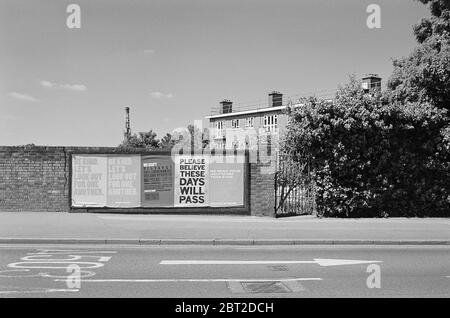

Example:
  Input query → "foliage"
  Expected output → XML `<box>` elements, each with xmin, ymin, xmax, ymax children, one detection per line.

<box><xmin>386</xmin><ymin>0</ymin><xmax>450</xmax><ymax>111</ymax></box>
<box><xmin>159</xmin><ymin>133</ymin><xmax>177</xmax><ymax>150</ymax></box>
<box><xmin>118</xmin><ymin>130</ymin><xmax>160</xmax><ymax>150</ymax></box>
<box><xmin>283</xmin><ymin>77</ymin><xmax>449</xmax><ymax>217</ymax></box>
<box><xmin>282</xmin><ymin>0</ymin><xmax>450</xmax><ymax>217</ymax></box>
<box><xmin>118</xmin><ymin>126</ymin><xmax>209</xmax><ymax>151</ymax></box>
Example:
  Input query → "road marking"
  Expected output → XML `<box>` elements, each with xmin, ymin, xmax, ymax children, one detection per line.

<box><xmin>8</xmin><ymin>261</ymin><xmax>107</xmax><ymax>269</ymax></box>
<box><xmin>161</xmin><ymin>260</ymin><xmax>315</xmax><ymax>265</ymax></box>
<box><xmin>27</xmin><ymin>249</ymin><xmax>117</xmax><ymax>254</ymax></box>
<box><xmin>284</xmin><ymin>280</ymin><xmax>306</xmax><ymax>292</ymax></box>
<box><xmin>54</xmin><ymin>277</ymin><xmax>322</xmax><ymax>283</ymax></box>
<box><xmin>0</xmin><ymin>249</ymin><xmax>114</xmax><ymax>280</ymax></box>
<box><xmin>0</xmin><ymin>288</ymin><xmax>79</xmax><ymax>294</ymax></box>
<box><xmin>160</xmin><ymin>258</ymin><xmax>382</xmax><ymax>266</ymax></box>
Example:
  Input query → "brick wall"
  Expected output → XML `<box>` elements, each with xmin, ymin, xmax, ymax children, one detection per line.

<box><xmin>249</xmin><ymin>152</ymin><xmax>276</xmax><ymax>217</ymax></box>
<box><xmin>0</xmin><ymin>146</ymin><xmax>276</xmax><ymax>216</ymax></box>
<box><xmin>0</xmin><ymin>146</ymin><xmax>68</xmax><ymax>212</ymax></box>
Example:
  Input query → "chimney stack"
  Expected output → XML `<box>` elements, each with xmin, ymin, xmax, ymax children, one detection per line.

<box><xmin>268</xmin><ymin>91</ymin><xmax>283</xmax><ymax>107</ymax></box>
<box><xmin>220</xmin><ymin>99</ymin><xmax>233</xmax><ymax>114</ymax></box>
<box><xmin>124</xmin><ymin>106</ymin><xmax>131</xmax><ymax>142</ymax></box>
<box><xmin>362</xmin><ymin>74</ymin><xmax>381</xmax><ymax>93</ymax></box>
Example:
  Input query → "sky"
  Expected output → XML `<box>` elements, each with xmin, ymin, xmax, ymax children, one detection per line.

<box><xmin>0</xmin><ymin>0</ymin><xmax>429</xmax><ymax>146</ymax></box>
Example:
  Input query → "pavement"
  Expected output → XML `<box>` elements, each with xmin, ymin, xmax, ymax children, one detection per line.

<box><xmin>1</xmin><ymin>244</ymin><xmax>449</xmax><ymax>297</ymax></box>
<box><xmin>0</xmin><ymin>212</ymin><xmax>449</xmax><ymax>245</ymax></box>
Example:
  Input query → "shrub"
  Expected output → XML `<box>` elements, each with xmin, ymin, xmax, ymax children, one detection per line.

<box><xmin>283</xmin><ymin>77</ymin><xmax>449</xmax><ymax>217</ymax></box>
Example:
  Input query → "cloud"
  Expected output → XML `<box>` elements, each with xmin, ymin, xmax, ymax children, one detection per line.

<box><xmin>7</xmin><ymin>92</ymin><xmax>40</xmax><ymax>102</ymax></box>
<box><xmin>40</xmin><ymin>80</ymin><xmax>54</xmax><ymax>88</ymax></box>
<box><xmin>150</xmin><ymin>91</ymin><xmax>174</xmax><ymax>99</ymax></box>
<box><xmin>40</xmin><ymin>80</ymin><xmax>87</xmax><ymax>91</ymax></box>
<box><xmin>59</xmin><ymin>83</ymin><xmax>87</xmax><ymax>91</ymax></box>
<box><xmin>143</xmin><ymin>49</ymin><xmax>155</xmax><ymax>54</ymax></box>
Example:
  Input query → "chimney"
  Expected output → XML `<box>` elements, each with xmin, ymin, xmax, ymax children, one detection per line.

<box><xmin>220</xmin><ymin>99</ymin><xmax>233</xmax><ymax>114</ymax></box>
<box><xmin>268</xmin><ymin>91</ymin><xmax>283</xmax><ymax>107</ymax></box>
<box><xmin>362</xmin><ymin>74</ymin><xmax>381</xmax><ymax>93</ymax></box>
<box><xmin>124</xmin><ymin>106</ymin><xmax>131</xmax><ymax>142</ymax></box>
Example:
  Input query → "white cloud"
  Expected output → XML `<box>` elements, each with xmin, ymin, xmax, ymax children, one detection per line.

<box><xmin>150</xmin><ymin>91</ymin><xmax>174</xmax><ymax>99</ymax></box>
<box><xmin>7</xmin><ymin>92</ymin><xmax>40</xmax><ymax>102</ymax></box>
<box><xmin>40</xmin><ymin>80</ymin><xmax>54</xmax><ymax>88</ymax></box>
<box><xmin>143</xmin><ymin>49</ymin><xmax>155</xmax><ymax>54</ymax></box>
<box><xmin>60</xmin><ymin>83</ymin><xmax>87</xmax><ymax>91</ymax></box>
<box><xmin>40</xmin><ymin>80</ymin><xmax>87</xmax><ymax>91</ymax></box>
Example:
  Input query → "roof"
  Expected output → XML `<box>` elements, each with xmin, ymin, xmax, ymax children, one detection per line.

<box><xmin>205</xmin><ymin>105</ymin><xmax>288</xmax><ymax>120</ymax></box>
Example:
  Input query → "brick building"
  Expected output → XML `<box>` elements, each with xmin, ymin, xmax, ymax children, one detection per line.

<box><xmin>206</xmin><ymin>91</ymin><xmax>292</xmax><ymax>151</ymax></box>
<box><xmin>206</xmin><ymin>75</ymin><xmax>382</xmax><ymax>151</ymax></box>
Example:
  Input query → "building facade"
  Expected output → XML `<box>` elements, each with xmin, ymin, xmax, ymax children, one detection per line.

<box><xmin>206</xmin><ymin>75</ymin><xmax>382</xmax><ymax>151</ymax></box>
<box><xmin>206</xmin><ymin>92</ymin><xmax>290</xmax><ymax>151</ymax></box>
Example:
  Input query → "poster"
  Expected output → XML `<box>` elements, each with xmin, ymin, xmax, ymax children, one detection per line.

<box><xmin>141</xmin><ymin>156</ymin><xmax>174</xmax><ymax>207</ymax></box>
<box><xmin>209</xmin><ymin>161</ymin><xmax>244</xmax><ymax>207</ymax></box>
<box><xmin>106</xmin><ymin>155</ymin><xmax>141</xmax><ymax>207</ymax></box>
<box><xmin>71</xmin><ymin>153</ymin><xmax>246</xmax><ymax>209</ymax></box>
<box><xmin>71</xmin><ymin>155</ymin><xmax>107</xmax><ymax>207</ymax></box>
<box><xmin>174</xmin><ymin>155</ymin><xmax>209</xmax><ymax>207</ymax></box>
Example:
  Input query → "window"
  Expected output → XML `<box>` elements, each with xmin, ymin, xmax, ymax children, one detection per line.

<box><xmin>246</xmin><ymin>117</ymin><xmax>254</xmax><ymax>128</ymax></box>
<box><xmin>215</xmin><ymin>121</ymin><xmax>224</xmax><ymax>130</ymax></box>
<box><xmin>231</xmin><ymin>119</ymin><xmax>240</xmax><ymax>129</ymax></box>
<box><xmin>263</xmin><ymin>115</ymin><xmax>278</xmax><ymax>132</ymax></box>
<box><xmin>215</xmin><ymin>121</ymin><xmax>225</xmax><ymax>138</ymax></box>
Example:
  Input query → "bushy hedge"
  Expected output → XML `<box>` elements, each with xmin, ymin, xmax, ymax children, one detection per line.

<box><xmin>283</xmin><ymin>78</ymin><xmax>449</xmax><ymax>217</ymax></box>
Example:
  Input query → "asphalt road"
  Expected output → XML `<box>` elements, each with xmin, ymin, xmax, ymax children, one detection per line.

<box><xmin>0</xmin><ymin>244</ymin><xmax>449</xmax><ymax>298</ymax></box>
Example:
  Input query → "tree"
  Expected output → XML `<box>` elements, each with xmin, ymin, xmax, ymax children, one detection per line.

<box><xmin>159</xmin><ymin>133</ymin><xmax>177</xmax><ymax>150</ymax></box>
<box><xmin>281</xmin><ymin>0</ymin><xmax>450</xmax><ymax>217</ymax></box>
<box><xmin>386</xmin><ymin>0</ymin><xmax>450</xmax><ymax>111</ymax></box>
<box><xmin>283</xmin><ymin>77</ymin><xmax>449</xmax><ymax>217</ymax></box>
<box><xmin>186</xmin><ymin>124</ymin><xmax>210</xmax><ymax>150</ymax></box>
<box><xmin>119</xmin><ymin>130</ymin><xmax>160</xmax><ymax>150</ymax></box>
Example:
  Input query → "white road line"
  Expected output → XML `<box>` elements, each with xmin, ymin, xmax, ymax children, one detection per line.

<box><xmin>0</xmin><ymin>289</ymin><xmax>79</xmax><ymax>294</ymax></box>
<box><xmin>54</xmin><ymin>278</ymin><xmax>322</xmax><ymax>283</ymax></box>
<box><xmin>160</xmin><ymin>260</ymin><xmax>317</xmax><ymax>265</ymax></box>
<box><xmin>160</xmin><ymin>259</ymin><xmax>382</xmax><ymax>266</ymax></box>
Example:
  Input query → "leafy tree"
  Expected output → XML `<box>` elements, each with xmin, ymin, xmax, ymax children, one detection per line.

<box><xmin>283</xmin><ymin>77</ymin><xmax>449</xmax><ymax>217</ymax></box>
<box><xmin>159</xmin><ymin>133</ymin><xmax>177</xmax><ymax>150</ymax></box>
<box><xmin>386</xmin><ymin>0</ymin><xmax>450</xmax><ymax>111</ymax></box>
<box><xmin>282</xmin><ymin>0</ymin><xmax>450</xmax><ymax>217</ymax></box>
<box><xmin>186</xmin><ymin>124</ymin><xmax>210</xmax><ymax>150</ymax></box>
<box><xmin>119</xmin><ymin>130</ymin><xmax>160</xmax><ymax>150</ymax></box>
<box><xmin>118</xmin><ymin>126</ymin><xmax>209</xmax><ymax>152</ymax></box>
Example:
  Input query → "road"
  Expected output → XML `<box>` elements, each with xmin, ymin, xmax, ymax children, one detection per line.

<box><xmin>0</xmin><ymin>244</ymin><xmax>449</xmax><ymax>297</ymax></box>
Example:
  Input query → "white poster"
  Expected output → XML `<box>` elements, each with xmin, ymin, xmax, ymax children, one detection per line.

<box><xmin>71</xmin><ymin>155</ymin><xmax>107</xmax><ymax>207</ymax></box>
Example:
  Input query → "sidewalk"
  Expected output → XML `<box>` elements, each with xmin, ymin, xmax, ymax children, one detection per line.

<box><xmin>0</xmin><ymin>212</ymin><xmax>449</xmax><ymax>245</ymax></box>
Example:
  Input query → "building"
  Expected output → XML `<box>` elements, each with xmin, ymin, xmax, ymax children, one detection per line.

<box><xmin>362</xmin><ymin>74</ymin><xmax>382</xmax><ymax>93</ymax></box>
<box><xmin>206</xmin><ymin>91</ymin><xmax>291</xmax><ymax>151</ymax></box>
<box><xmin>206</xmin><ymin>75</ymin><xmax>382</xmax><ymax>151</ymax></box>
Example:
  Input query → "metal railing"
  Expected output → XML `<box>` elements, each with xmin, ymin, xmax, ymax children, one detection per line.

<box><xmin>274</xmin><ymin>152</ymin><xmax>316</xmax><ymax>217</ymax></box>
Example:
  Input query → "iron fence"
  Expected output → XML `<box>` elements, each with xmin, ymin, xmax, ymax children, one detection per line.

<box><xmin>274</xmin><ymin>152</ymin><xmax>316</xmax><ymax>217</ymax></box>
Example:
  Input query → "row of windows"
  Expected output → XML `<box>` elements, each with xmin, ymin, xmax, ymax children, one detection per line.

<box><xmin>214</xmin><ymin>115</ymin><xmax>277</xmax><ymax>131</ymax></box>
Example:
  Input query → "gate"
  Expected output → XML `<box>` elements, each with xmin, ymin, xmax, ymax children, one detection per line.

<box><xmin>274</xmin><ymin>152</ymin><xmax>316</xmax><ymax>217</ymax></box>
